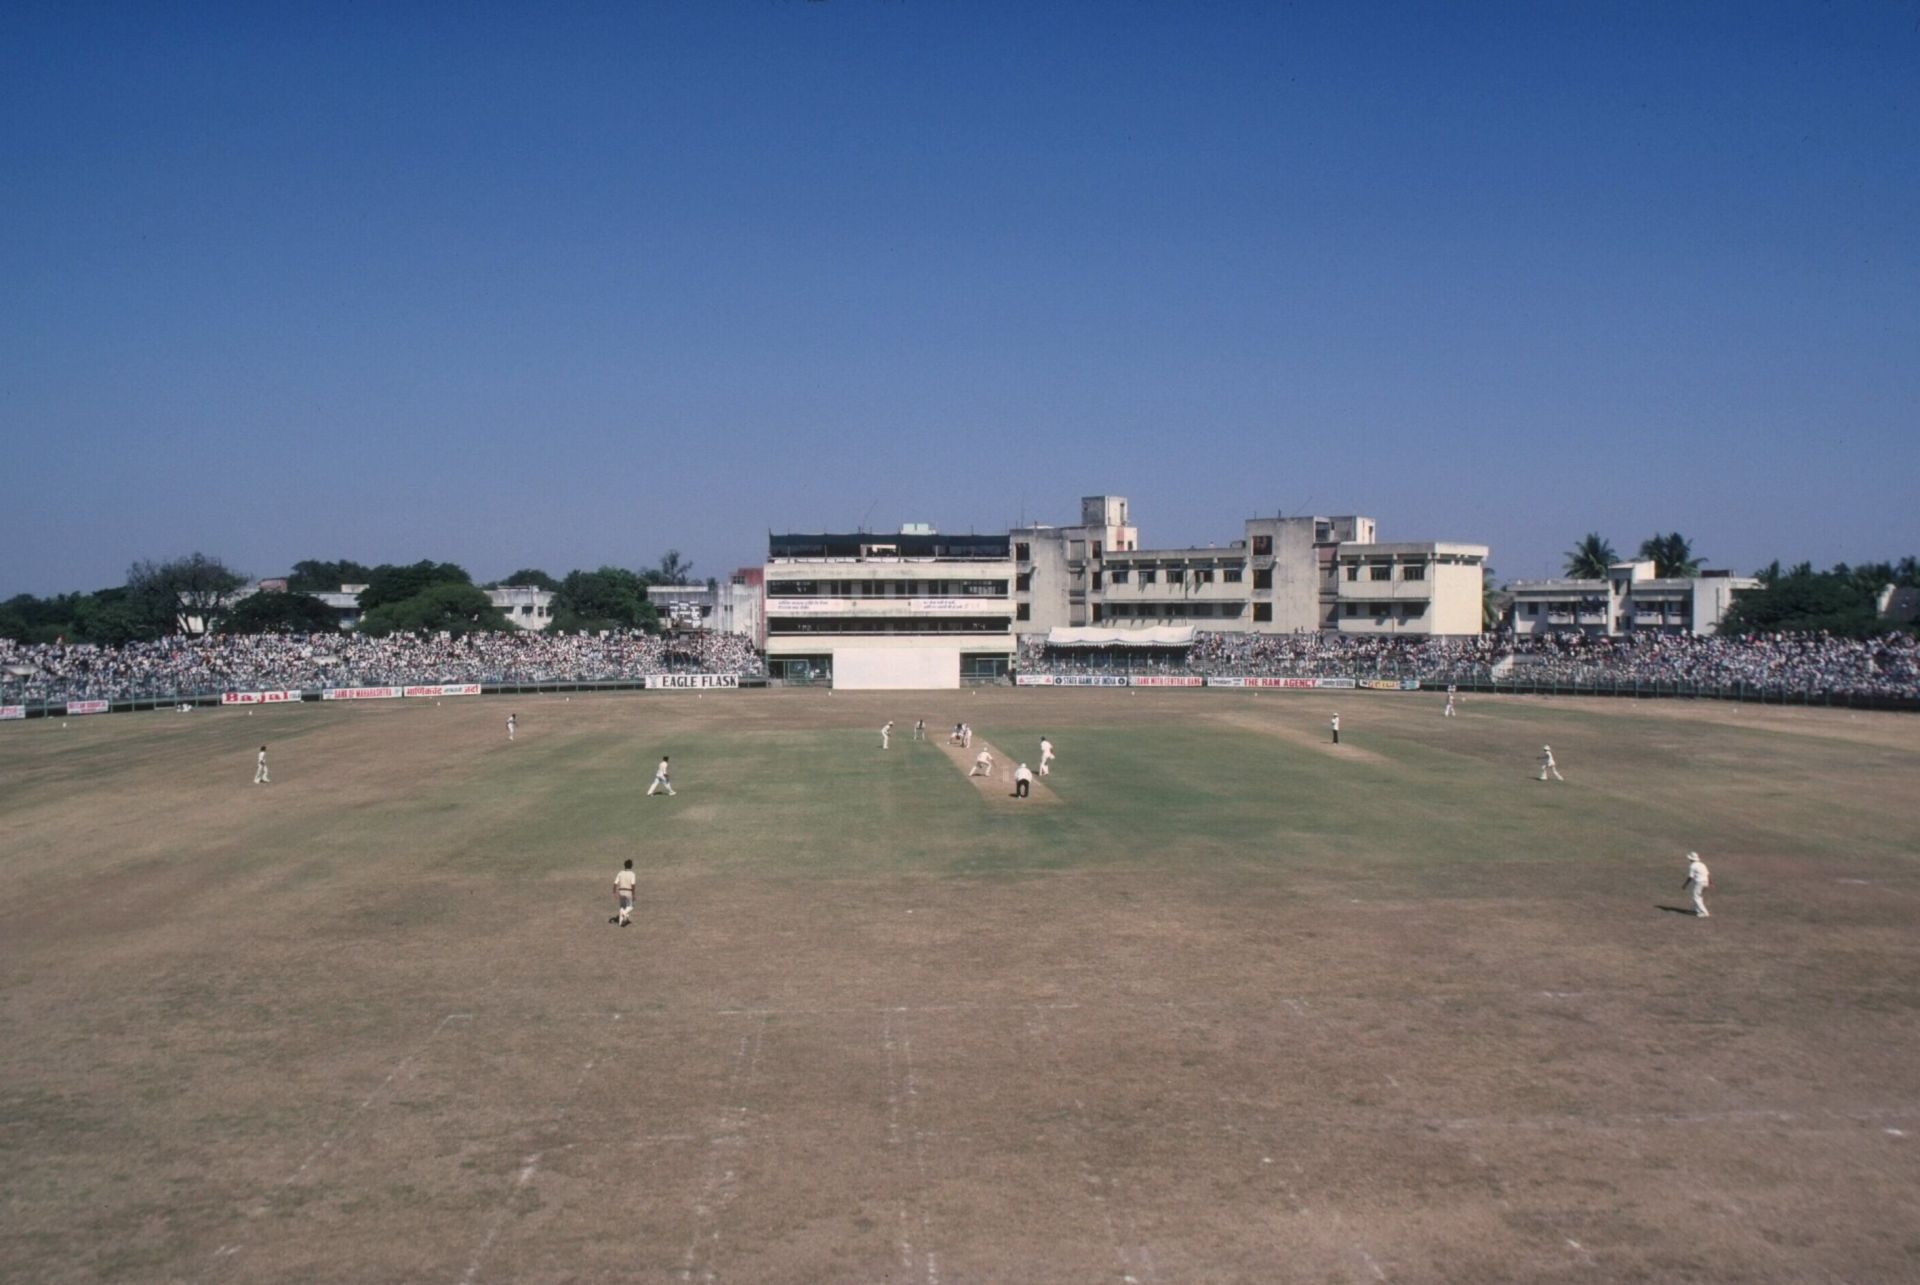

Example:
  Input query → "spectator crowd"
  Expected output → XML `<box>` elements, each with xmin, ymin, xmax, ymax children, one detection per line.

<box><xmin>1017</xmin><ymin>630</ymin><xmax>1920</xmax><ymax>701</ymax></box>
<box><xmin>1</xmin><ymin>630</ymin><xmax>766</xmax><ymax>704</ymax></box>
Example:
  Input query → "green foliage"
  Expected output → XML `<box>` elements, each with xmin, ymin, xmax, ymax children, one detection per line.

<box><xmin>358</xmin><ymin>582</ymin><xmax>509</xmax><ymax>636</ymax></box>
<box><xmin>647</xmin><ymin>549</ymin><xmax>694</xmax><ymax>586</ymax></box>
<box><xmin>499</xmin><ymin>568</ymin><xmax>560</xmax><ymax>591</ymax></box>
<box><xmin>287</xmin><ymin>559</ymin><xmax>374</xmax><ymax>593</ymax></box>
<box><xmin>125</xmin><ymin>553</ymin><xmax>247</xmax><ymax>637</ymax></box>
<box><xmin>1720</xmin><ymin>565</ymin><xmax>1879</xmax><ymax>637</ymax></box>
<box><xmin>1563</xmin><ymin>533</ymin><xmax>1616</xmax><ymax>579</ymax></box>
<box><xmin>1637</xmin><ymin>532</ymin><xmax>1701</xmax><ymax>579</ymax></box>
<box><xmin>222</xmin><ymin>591</ymin><xmax>341</xmax><ymax>635</ymax></box>
<box><xmin>551</xmin><ymin>566</ymin><xmax>658</xmax><ymax>632</ymax></box>
<box><xmin>0</xmin><ymin>592</ymin><xmax>92</xmax><ymax>643</ymax></box>
<box><xmin>358</xmin><ymin>561</ymin><xmax>472</xmax><ymax>612</ymax></box>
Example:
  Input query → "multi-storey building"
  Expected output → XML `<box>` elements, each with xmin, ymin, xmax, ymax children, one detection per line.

<box><xmin>762</xmin><ymin>527</ymin><xmax>1015</xmax><ymax>688</ymax></box>
<box><xmin>1508</xmin><ymin>561</ymin><xmax>1757</xmax><ymax>637</ymax></box>
<box><xmin>1015</xmin><ymin>498</ymin><xmax>1485</xmax><ymax>636</ymax></box>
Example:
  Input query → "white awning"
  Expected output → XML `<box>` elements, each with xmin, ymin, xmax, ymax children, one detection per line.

<box><xmin>1043</xmin><ymin>626</ymin><xmax>1195</xmax><ymax>648</ymax></box>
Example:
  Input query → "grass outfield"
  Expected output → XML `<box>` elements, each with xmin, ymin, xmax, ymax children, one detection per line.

<box><xmin>2</xmin><ymin>688</ymin><xmax>1918</xmax><ymax>1282</ymax></box>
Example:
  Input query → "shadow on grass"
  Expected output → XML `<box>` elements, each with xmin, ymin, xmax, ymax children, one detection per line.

<box><xmin>1656</xmin><ymin>904</ymin><xmax>1704</xmax><ymax>915</ymax></box>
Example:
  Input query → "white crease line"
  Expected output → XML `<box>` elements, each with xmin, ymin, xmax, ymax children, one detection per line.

<box><xmin>680</xmin><ymin>1023</ymin><xmax>763</xmax><ymax>1283</ymax></box>
<box><xmin>459</xmin><ymin>1054</ymin><xmax>598</xmax><ymax>1284</ymax></box>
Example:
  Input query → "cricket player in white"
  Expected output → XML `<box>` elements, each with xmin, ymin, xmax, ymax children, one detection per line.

<box><xmin>506</xmin><ymin>713</ymin><xmax>516</xmax><ymax>741</ymax></box>
<box><xmin>881</xmin><ymin>720</ymin><xmax>892</xmax><ymax>750</ymax></box>
<box><xmin>647</xmin><ymin>756</ymin><xmax>676</xmax><ymax>796</ymax></box>
<box><xmin>1013</xmin><ymin>762</ymin><xmax>1034</xmax><ymax>797</ymax></box>
<box><xmin>913</xmin><ymin>719</ymin><xmax>926</xmax><ymax>741</ymax></box>
<box><xmin>969</xmin><ymin>748</ymin><xmax>994</xmax><ymax>778</ymax></box>
<box><xmin>1444</xmin><ymin>686</ymin><xmax>1456</xmax><ymax>717</ymax></box>
<box><xmin>1683</xmin><ymin>852</ymin><xmax>1711</xmax><ymax>917</ymax></box>
<box><xmin>1329</xmin><ymin>713</ymin><xmax>1340</xmax><ymax>744</ymax></box>
<box><xmin>1538</xmin><ymin>745</ymin><xmax>1563</xmax><ymax>781</ymax></box>
<box><xmin>254</xmin><ymin>745</ymin><xmax>270</xmax><ymax>784</ymax></box>
<box><xmin>611</xmin><ymin>858</ymin><xmax>637</xmax><ymax>926</ymax></box>
<box><xmin>1039</xmin><ymin>736</ymin><xmax>1055</xmax><ymax>776</ymax></box>
<box><xmin>962</xmin><ymin>723</ymin><xmax>973</xmax><ymax>748</ymax></box>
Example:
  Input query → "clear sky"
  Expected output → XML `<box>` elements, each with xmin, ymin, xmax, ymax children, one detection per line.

<box><xmin>4</xmin><ymin>1</ymin><xmax>1916</xmax><ymax>596</ymax></box>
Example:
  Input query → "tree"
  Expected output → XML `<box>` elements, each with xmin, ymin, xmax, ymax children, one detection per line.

<box><xmin>498</xmin><ymin>568</ymin><xmax>560</xmax><ymax>591</ymax></box>
<box><xmin>223</xmin><ymin>590</ymin><xmax>341</xmax><ymax>635</ymax></box>
<box><xmin>358</xmin><ymin>582</ymin><xmax>510</xmax><ymax>636</ymax></box>
<box><xmin>1481</xmin><ymin>566</ymin><xmax>1508</xmax><ymax>633</ymax></box>
<box><xmin>358</xmin><ymin>561</ymin><xmax>471</xmax><ymax>612</ymax></box>
<box><xmin>648</xmin><ymin>549</ymin><xmax>694</xmax><ymax>586</ymax></box>
<box><xmin>1637</xmin><ymin>532</ymin><xmax>1701</xmax><ymax>579</ymax></box>
<box><xmin>1718</xmin><ymin>564</ymin><xmax>1879</xmax><ymax>637</ymax></box>
<box><xmin>288</xmin><ymin>559</ymin><xmax>375</xmax><ymax>593</ymax></box>
<box><xmin>125</xmin><ymin>553</ymin><xmax>246</xmax><ymax>636</ymax></box>
<box><xmin>551</xmin><ymin>567</ymin><xmax>658</xmax><ymax>632</ymax></box>
<box><xmin>1563</xmin><ymin>534</ymin><xmax>1617</xmax><ymax>579</ymax></box>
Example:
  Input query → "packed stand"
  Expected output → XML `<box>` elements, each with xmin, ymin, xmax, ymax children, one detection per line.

<box><xmin>1015</xmin><ymin>631</ymin><xmax>1920</xmax><ymax>701</ymax></box>
<box><xmin>0</xmin><ymin>630</ymin><xmax>766</xmax><ymax>704</ymax></box>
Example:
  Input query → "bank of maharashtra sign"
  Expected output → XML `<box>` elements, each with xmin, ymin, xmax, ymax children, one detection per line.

<box><xmin>323</xmin><ymin>686</ymin><xmax>404</xmax><ymax>701</ymax></box>
<box><xmin>647</xmin><ymin>674</ymin><xmax>739</xmax><ymax>690</ymax></box>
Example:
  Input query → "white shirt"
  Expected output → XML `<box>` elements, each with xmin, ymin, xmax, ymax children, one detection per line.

<box><xmin>1687</xmin><ymin>858</ymin><xmax>1710</xmax><ymax>888</ymax></box>
<box><xmin>655</xmin><ymin>760</ymin><xmax>670</xmax><ymax>778</ymax></box>
<box><xmin>1040</xmin><ymin>739</ymin><xmax>1054</xmax><ymax>758</ymax></box>
<box><xmin>1014</xmin><ymin>764</ymin><xmax>1034</xmax><ymax>782</ymax></box>
<box><xmin>975</xmin><ymin>752</ymin><xmax>992</xmax><ymax>767</ymax></box>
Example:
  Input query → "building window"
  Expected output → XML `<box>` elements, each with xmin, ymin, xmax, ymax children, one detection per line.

<box><xmin>1526</xmin><ymin>603</ymin><xmax>1540</xmax><ymax>616</ymax></box>
<box><xmin>1068</xmin><ymin>541</ymin><xmax>1085</xmax><ymax>560</ymax></box>
<box><xmin>1402</xmin><ymin>564</ymin><xmax>1426</xmax><ymax>581</ymax></box>
<box><xmin>1252</xmin><ymin>535</ymin><xmax>1272</xmax><ymax>556</ymax></box>
<box><xmin>1139</xmin><ymin>569</ymin><xmax>1157</xmax><ymax>585</ymax></box>
<box><xmin>1091</xmin><ymin>542</ymin><xmax>1102</xmax><ymax>559</ymax></box>
<box><xmin>1015</xmin><ymin>542</ymin><xmax>1030</xmax><ymax>562</ymax></box>
<box><xmin>1369</xmin><ymin>565</ymin><xmax>1392</xmax><ymax>581</ymax></box>
<box><xmin>1345</xmin><ymin>565</ymin><xmax>1359</xmax><ymax>581</ymax></box>
<box><xmin>1016</xmin><ymin>571</ymin><xmax>1031</xmax><ymax>591</ymax></box>
<box><xmin>1250</xmin><ymin>568</ymin><xmax>1269</xmax><ymax>589</ymax></box>
<box><xmin>1253</xmin><ymin>602</ymin><xmax>1272</xmax><ymax>622</ymax></box>
<box><xmin>1092</xmin><ymin>572</ymin><xmax>1103</xmax><ymax>590</ymax></box>
<box><xmin>1224</xmin><ymin>567</ymin><xmax>1243</xmax><ymax>583</ymax></box>
<box><xmin>1016</xmin><ymin>603</ymin><xmax>1030</xmax><ymax>620</ymax></box>
<box><xmin>1110</xmin><ymin>569</ymin><xmax>1128</xmax><ymax>584</ymax></box>
<box><xmin>1091</xmin><ymin>604</ymin><xmax>1102</xmax><ymax>622</ymax></box>
<box><xmin>1402</xmin><ymin>602</ymin><xmax>1426</xmax><ymax>615</ymax></box>
<box><xmin>1194</xmin><ymin>569</ymin><xmax>1214</xmax><ymax>585</ymax></box>
<box><xmin>1345</xmin><ymin>602</ymin><xmax>1360</xmax><ymax>616</ymax></box>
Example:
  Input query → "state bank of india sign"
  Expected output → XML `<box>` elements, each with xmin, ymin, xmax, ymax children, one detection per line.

<box><xmin>646</xmin><ymin>674</ymin><xmax>740</xmax><ymax>690</ymax></box>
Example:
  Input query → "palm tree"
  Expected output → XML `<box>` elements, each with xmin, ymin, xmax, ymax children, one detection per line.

<box><xmin>1637</xmin><ymin>532</ymin><xmax>1701</xmax><ymax>579</ymax></box>
<box><xmin>1563</xmin><ymin>533</ymin><xmax>1617</xmax><ymax>579</ymax></box>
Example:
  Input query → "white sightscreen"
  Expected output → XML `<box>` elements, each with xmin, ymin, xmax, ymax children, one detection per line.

<box><xmin>834</xmin><ymin>648</ymin><xmax>960</xmax><ymax>690</ymax></box>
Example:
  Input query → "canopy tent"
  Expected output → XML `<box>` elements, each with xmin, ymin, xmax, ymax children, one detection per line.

<box><xmin>1042</xmin><ymin>626</ymin><xmax>1195</xmax><ymax>649</ymax></box>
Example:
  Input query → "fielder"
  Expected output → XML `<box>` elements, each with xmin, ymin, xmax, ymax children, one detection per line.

<box><xmin>913</xmin><ymin>718</ymin><xmax>926</xmax><ymax>741</ymax></box>
<box><xmin>647</xmin><ymin>755</ymin><xmax>677</xmax><ymax>796</ymax></box>
<box><xmin>611</xmin><ymin>858</ymin><xmax>637</xmax><ymax>926</ymax></box>
<box><xmin>1682</xmin><ymin>852</ymin><xmax>1711</xmax><ymax>917</ymax></box>
<box><xmin>969</xmin><ymin>748</ymin><xmax>994</xmax><ymax>778</ymax></box>
<box><xmin>1538</xmin><ymin>745</ymin><xmax>1563</xmax><ymax>782</ymax></box>
<box><xmin>254</xmin><ymin>745</ymin><xmax>270</xmax><ymax>784</ymax></box>
<box><xmin>881</xmin><ymin>720</ymin><xmax>893</xmax><ymax>750</ymax></box>
<box><xmin>1039</xmin><ymin>736</ymin><xmax>1055</xmax><ymax>776</ymax></box>
<box><xmin>1444</xmin><ymin>686</ymin><xmax>1457</xmax><ymax>717</ymax></box>
<box><xmin>506</xmin><ymin>713</ymin><xmax>516</xmax><ymax>741</ymax></box>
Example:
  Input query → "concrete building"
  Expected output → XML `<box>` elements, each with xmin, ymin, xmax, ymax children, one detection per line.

<box><xmin>1015</xmin><ymin>497</ymin><xmax>1485</xmax><ymax>637</ymax></box>
<box><xmin>1509</xmin><ymin>561</ymin><xmax>1758</xmax><ymax>636</ymax></box>
<box><xmin>1333</xmin><ymin>542</ymin><xmax>1490</xmax><ymax>635</ymax></box>
<box><xmin>763</xmin><ymin>527</ymin><xmax>1015</xmax><ymax>689</ymax></box>
<box><xmin>719</xmin><ymin>567</ymin><xmax>765</xmax><ymax>647</ymax></box>
<box><xmin>486</xmin><ymin>585</ymin><xmax>556</xmax><ymax>631</ymax></box>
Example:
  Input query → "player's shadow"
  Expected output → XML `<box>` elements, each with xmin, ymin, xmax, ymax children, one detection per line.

<box><xmin>1655</xmin><ymin>904</ymin><xmax>1699</xmax><ymax>915</ymax></box>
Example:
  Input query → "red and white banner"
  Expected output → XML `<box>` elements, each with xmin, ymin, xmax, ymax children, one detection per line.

<box><xmin>0</xmin><ymin>705</ymin><xmax>25</xmax><ymax>720</ymax></box>
<box><xmin>1207</xmin><ymin>676</ymin><xmax>1324</xmax><ymax>689</ymax></box>
<box><xmin>66</xmin><ymin>699</ymin><xmax>109</xmax><ymax>715</ymax></box>
<box><xmin>322</xmin><ymin>686</ymin><xmax>404</xmax><ymax>701</ymax></box>
<box><xmin>1129</xmin><ymin>676</ymin><xmax>1205</xmax><ymax>687</ymax></box>
<box><xmin>404</xmin><ymin>684</ymin><xmax>482</xmax><ymax>698</ymax></box>
<box><xmin>222</xmin><ymin>690</ymin><xmax>303</xmax><ymax>705</ymax></box>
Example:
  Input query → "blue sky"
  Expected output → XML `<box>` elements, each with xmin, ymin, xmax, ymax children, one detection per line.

<box><xmin>4</xmin><ymin>1</ymin><xmax>1915</xmax><ymax>595</ymax></box>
